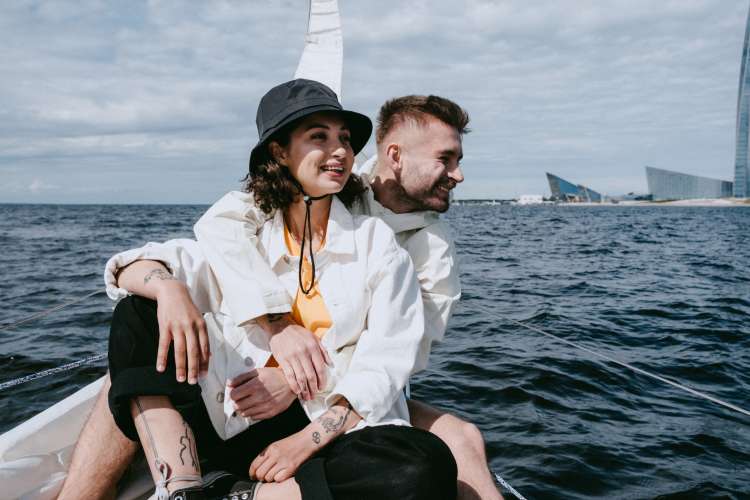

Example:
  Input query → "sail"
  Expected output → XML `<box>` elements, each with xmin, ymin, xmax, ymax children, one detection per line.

<box><xmin>294</xmin><ymin>0</ymin><xmax>343</xmax><ymax>100</ymax></box>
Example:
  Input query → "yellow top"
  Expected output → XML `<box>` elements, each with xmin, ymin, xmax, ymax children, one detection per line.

<box><xmin>266</xmin><ymin>224</ymin><xmax>332</xmax><ymax>367</ymax></box>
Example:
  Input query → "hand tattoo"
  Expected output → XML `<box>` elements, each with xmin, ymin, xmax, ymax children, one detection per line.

<box><xmin>312</xmin><ymin>431</ymin><xmax>321</xmax><ymax>444</ymax></box>
<box><xmin>144</xmin><ymin>268</ymin><xmax>176</xmax><ymax>285</ymax></box>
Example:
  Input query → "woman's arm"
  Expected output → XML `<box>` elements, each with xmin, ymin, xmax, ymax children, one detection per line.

<box><xmin>195</xmin><ymin>191</ymin><xmax>332</xmax><ymax>398</ymax></box>
<box><xmin>248</xmin><ymin>397</ymin><xmax>361</xmax><ymax>482</ymax></box>
<box><xmin>194</xmin><ymin>191</ymin><xmax>291</xmax><ymax>324</ymax></box>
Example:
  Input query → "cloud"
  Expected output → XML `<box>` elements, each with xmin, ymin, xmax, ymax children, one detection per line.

<box><xmin>28</xmin><ymin>178</ymin><xmax>58</xmax><ymax>194</ymax></box>
<box><xmin>0</xmin><ymin>0</ymin><xmax>747</xmax><ymax>202</ymax></box>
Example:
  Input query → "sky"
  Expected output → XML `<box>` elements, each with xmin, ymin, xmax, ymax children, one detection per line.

<box><xmin>1</xmin><ymin>0</ymin><xmax>748</xmax><ymax>203</ymax></box>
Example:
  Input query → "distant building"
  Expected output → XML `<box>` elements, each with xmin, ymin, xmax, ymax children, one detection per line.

<box><xmin>735</xmin><ymin>5</ymin><xmax>750</xmax><ymax>197</ymax></box>
<box><xmin>546</xmin><ymin>173</ymin><xmax>603</xmax><ymax>202</ymax></box>
<box><xmin>645</xmin><ymin>166</ymin><xmax>733</xmax><ymax>200</ymax></box>
<box><xmin>517</xmin><ymin>194</ymin><xmax>544</xmax><ymax>205</ymax></box>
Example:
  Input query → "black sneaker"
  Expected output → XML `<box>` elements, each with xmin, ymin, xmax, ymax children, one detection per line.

<box><xmin>169</xmin><ymin>485</ymin><xmax>208</xmax><ymax>500</ymax></box>
<box><xmin>202</xmin><ymin>470</ymin><xmax>259</xmax><ymax>500</ymax></box>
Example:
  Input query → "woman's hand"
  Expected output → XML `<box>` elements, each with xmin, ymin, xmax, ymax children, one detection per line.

<box><xmin>258</xmin><ymin>313</ymin><xmax>331</xmax><ymax>400</ymax></box>
<box><xmin>249</xmin><ymin>431</ymin><xmax>316</xmax><ymax>482</ymax></box>
<box><xmin>227</xmin><ymin>368</ymin><xmax>296</xmax><ymax>420</ymax></box>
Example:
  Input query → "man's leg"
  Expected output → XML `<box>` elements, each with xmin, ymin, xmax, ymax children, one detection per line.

<box><xmin>57</xmin><ymin>375</ymin><xmax>139</xmax><ymax>500</ymax></box>
<box><xmin>408</xmin><ymin>399</ymin><xmax>504</xmax><ymax>500</ymax></box>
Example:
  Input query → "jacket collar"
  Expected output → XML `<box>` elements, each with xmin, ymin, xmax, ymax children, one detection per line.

<box><xmin>266</xmin><ymin>196</ymin><xmax>356</xmax><ymax>268</ymax></box>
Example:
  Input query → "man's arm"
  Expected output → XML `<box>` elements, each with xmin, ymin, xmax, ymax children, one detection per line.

<box><xmin>104</xmin><ymin>239</ymin><xmax>221</xmax><ymax>384</ymax></box>
<box><xmin>326</xmin><ymin>222</ymin><xmax>424</xmax><ymax>424</ymax></box>
<box><xmin>403</xmin><ymin>221</ymin><xmax>461</xmax><ymax>374</ymax></box>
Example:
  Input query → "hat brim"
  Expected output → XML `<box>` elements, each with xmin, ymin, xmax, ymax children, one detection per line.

<box><xmin>249</xmin><ymin>105</ymin><xmax>373</xmax><ymax>170</ymax></box>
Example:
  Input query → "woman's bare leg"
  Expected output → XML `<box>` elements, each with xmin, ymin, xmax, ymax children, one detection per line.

<box><xmin>131</xmin><ymin>395</ymin><xmax>202</xmax><ymax>495</ymax></box>
<box><xmin>255</xmin><ymin>480</ymin><xmax>301</xmax><ymax>500</ymax></box>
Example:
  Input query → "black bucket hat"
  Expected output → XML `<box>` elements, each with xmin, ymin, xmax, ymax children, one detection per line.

<box><xmin>249</xmin><ymin>79</ymin><xmax>373</xmax><ymax>170</ymax></box>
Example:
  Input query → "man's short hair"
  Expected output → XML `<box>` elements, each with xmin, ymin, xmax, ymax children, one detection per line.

<box><xmin>375</xmin><ymin>95</ymin><xmax>470</xmax><ymax>145</ymax></box>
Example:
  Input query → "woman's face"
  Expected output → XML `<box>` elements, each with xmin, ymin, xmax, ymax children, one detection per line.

<box><xmin>274</xmin><ymin>112</ymin><xmax>354</xmax><ymax>198</ymax></box>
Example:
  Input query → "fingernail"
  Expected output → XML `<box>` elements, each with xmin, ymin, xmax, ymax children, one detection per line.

<box><xmin>177</xmin><ymin>375</ymin><xmax>186</xmax><ymax>382</ymax></box>
<box><xmin>189</xmin><ymin>378</ymin><xmax>197</xmax><ymax>385</ymax></box>
<box><xmin>157</xmin><ymin>364</ymin><xmax>165</xmax><ymax>372</ymax></box>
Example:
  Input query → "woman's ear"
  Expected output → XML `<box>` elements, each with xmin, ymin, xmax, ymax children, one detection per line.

<box><xmin>269</xmin><ymin>142</ymin><xmax>287</xmax><ymax>165</ymax></box>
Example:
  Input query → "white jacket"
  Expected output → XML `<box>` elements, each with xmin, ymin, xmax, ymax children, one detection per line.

<box><xmin>105</xmin><ymin>197</ymin><xmax>424</xmax><ymax>439</ymax></box>
<box><xmin>194</xmin><ymin>156</ymin><xmax>461</xmax><ymax>373</ymax></box>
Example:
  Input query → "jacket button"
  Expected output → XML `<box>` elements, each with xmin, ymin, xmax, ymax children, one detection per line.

<box><xmin>216</xmin><ymin>392</ymin><xmax>224</xmax><ymax>403</ymax></box>
<box><xmin>244</xmin><ymin>357</ymin><xmax>254</xmax><ymax>367</ymax></box>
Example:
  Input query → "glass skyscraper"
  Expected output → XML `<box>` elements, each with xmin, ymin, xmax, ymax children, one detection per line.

<box><xmin>546</xmin><ymin>173</ymin><xmax>603</xmax><ymax>202</ymax></box>
<box><xmin>735</xmin><ymin>5</ymin><xmax>750</xmax><ymax>197</ymax></box>
<box><xmin>646</xmin><ymin>167</ymin><xmax>733</xmax><ymax>200</ymax></box>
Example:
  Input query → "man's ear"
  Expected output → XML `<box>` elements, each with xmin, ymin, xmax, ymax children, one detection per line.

<box><xmin>384</xmin><ymin>143</ymin><xmax>401</xmax><ymax>173</ymax></box>
<box><xmin>269</xmin><ymin>142</ymin><xmax>287</xmax><ymax>165</ymax></box>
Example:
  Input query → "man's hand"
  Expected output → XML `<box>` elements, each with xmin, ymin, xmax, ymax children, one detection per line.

<box><xmin>249</xmin><ymin>431</ymin><xmax>316</xmax><ymax>483</ymax></box>
<box><xmin>153</xmin><ymin>279</ymin><xmax>210</xmax><ymax>385</ymax></box>
<box><xmin>258</xmin><ymin>313</ymin><xmax>331</xmax><ymax>401</ymax></box>
<box><xmin>115</xmin><ymin>261</ymin><xmax>210</xmax><ymax>385</ymax></box>
<box><xmin>227</xmin><ymin>368</ymin><xmax>296</xmax><ymax>420</ymax></box>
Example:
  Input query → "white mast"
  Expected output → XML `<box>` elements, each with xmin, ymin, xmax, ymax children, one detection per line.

<box><xmin>294</xmin><ymin>0</ymin><xmax>344</xmax><ymax>101</ymax></box>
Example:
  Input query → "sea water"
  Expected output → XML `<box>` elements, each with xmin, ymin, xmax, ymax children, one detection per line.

<box><xmin>1</xmin><ymin>204</ymin><xmax>748</xmax><ymax>499</ymax></box>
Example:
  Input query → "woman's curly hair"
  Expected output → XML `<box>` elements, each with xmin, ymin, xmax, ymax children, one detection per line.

<box><xmin>243</xmin><ymin>118</ymin><xmax>366</xmax><ymax>214</ymax></box>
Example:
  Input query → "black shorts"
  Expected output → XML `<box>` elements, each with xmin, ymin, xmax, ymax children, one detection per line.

<box><xmin>108</xmin><ymin>295</ymin><xmax>457</xmax><ymax>500</ymax></box>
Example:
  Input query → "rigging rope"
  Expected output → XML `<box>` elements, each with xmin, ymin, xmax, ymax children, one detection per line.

<box><xmin>494</xmin><ymin>473</ymin><xmax>528</xmax><ymax>500</ymax></box>
<box><xmin>0</xmin><ymin>289</ymin><xmax>105</xmax><ymax>333</ymax></box>
<box><xmin>0</xmin><ymin>353</ymin><xmax>107</xmax><ymax>391</ymax></box>
<box><xmin>484</xmin><ymin>307</ymin><xmax>750</xmax><ymax>419</ymax></box>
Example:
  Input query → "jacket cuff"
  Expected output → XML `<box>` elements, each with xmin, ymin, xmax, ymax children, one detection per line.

<box><xmin>326</xmin><ymin>374</ymin><xmax>394</xmax><ymax>424</ymax></box>
<box><xmin>229</xmin><ymin>291</ymin><xmax>293</xmax><ymax>327</ymax></box>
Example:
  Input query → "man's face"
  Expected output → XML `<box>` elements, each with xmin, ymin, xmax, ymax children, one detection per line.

<box><xmin>396</xmin><ymin>116</ymin><xmax>464</xmax><ymax>212</ymax></box>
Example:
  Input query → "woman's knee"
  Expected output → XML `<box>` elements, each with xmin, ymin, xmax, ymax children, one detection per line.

<box><xmin>109</xmin><ymin>295</ymin><xmax>160</xmax><ymax>372</ymax></box>
<box><xmin>398</xmin><ymin>430</ymin><xmax>458</xmax><ymax>500</ymax></box>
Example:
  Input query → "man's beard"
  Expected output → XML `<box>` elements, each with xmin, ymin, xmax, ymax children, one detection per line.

<box><xmin>400</xmin><ymin>179</ymin><xmax>454</xmax><ymax>213</ymax></box>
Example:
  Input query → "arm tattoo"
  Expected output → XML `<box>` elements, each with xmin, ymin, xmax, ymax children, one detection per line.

<box><xmin>144</xmin><ymin>268</ymin><xmax>176</xmax><ymax>285</ymax></box>
<box><xmin>318</xmin><ymin>402</ymin><xmax>352</xmax><ymax>434</ymax></box>
<box><xmin>179</xmin><ymin>421</ymin><xmax>199</xmax><ymax>467</ymax></box>
<box><xmin>312</xmin><ymin>431</ymin><xmax>321</xmax><ymax>444</ymax></box>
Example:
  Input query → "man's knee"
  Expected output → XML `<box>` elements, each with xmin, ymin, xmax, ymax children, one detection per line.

<box><xmin>457</xmin><ymin>420</ymin><xmax>486</xmax><ymax>454</ymax></box>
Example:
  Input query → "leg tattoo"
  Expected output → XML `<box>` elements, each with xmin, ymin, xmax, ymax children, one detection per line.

<box><xmin>179</xmin><ymin>421</ymin><xmax>199</xmax><ymax>468</ymax></box>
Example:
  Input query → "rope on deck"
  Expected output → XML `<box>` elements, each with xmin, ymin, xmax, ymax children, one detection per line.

<box><xmin>494</xmin><ymin>472</ymin><xmax>528</xmax><ymax>500</ymax></box>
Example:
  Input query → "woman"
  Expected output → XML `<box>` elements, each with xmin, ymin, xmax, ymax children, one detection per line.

<box><xmin>105</xmin><ymin>79</ymin><xmax>457</xmax><ymax>500</ymax></box>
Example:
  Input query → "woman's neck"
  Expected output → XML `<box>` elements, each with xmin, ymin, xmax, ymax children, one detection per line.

<box><xmin>284</xmin><ymin>195</ymin><xmax>332</xmax><ymax>252</ymax></box>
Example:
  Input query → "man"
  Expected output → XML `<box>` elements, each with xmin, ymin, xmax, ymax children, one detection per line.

<box><xmin>58</xmin><ymin>95</ymin><xmax>503</xmax><ymax>500</ymax></box>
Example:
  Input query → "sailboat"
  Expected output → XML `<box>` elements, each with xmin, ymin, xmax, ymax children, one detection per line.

<box><xmin>0</xmin><ymin>2</ymin><xmax>344</xmax><ymax>499</ymax></box>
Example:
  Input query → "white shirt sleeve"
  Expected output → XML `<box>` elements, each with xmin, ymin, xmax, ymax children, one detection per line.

<box><xmin>327</xmin><ymin>223</ymin><xmax>424</xmax><ymax>424</ymax></box>
<box><xmin>193</xmin><ymin>191</ymin><xmax>293</xmax><ymax>327</ymax></box>
<box><xmin>103</xmin><ymin>239</ymin><xmax>223</xmax><ymax>314</ymax></box>
<box><xmin>403</xmin><ymin>221</ymin><xmax>461</xmax><ymax>374</ymax></box>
